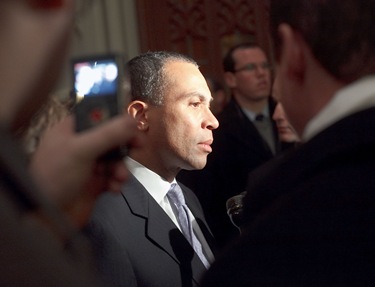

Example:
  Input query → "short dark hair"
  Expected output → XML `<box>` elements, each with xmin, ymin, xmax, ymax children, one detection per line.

<box><xmin>222</xmin><ymin>43</ymin><xmax>266</xmax><ymax>72</ymax></box>
<box><xmin>126</xmin><ymin>51</ymin><xmax>198</xmax><ymax>106</ymax></box>
<box><xmin>270</xmin><ymin>0</ymin><xmax>375</xmax><ymax>82</ymax></box>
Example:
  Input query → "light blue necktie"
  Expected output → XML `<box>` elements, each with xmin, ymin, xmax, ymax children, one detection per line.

<box><xmin>167</xmin><ymin>183</ymin><xmax>210</xmax><ymax>268</ymax></box>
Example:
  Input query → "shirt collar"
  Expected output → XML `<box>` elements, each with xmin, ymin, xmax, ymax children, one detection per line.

<box><xmin>125</xmin><ymin>157</ymin><xmax>176</xmax><ymax>204</ymax></box>
<box><xmin>303</xmin><ymin>75</ymin><xmax>375</xmax><ymax>141</ymax></box>
<box><xmin>241</xmin><ymin>105</ymin><xmax>270</xmax><ymax>122</ymax></box>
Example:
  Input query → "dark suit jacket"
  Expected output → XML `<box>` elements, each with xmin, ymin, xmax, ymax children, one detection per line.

<box><xmin>86</xmin><ymin>175</ymin><xmax>216</xmax><ymax>287</ymax></box>
<box><xmin>0</xmin><ymin>130</ymin><xmax>102</xmax><ymax>287</ymax></box>
<box><xmin>178</xmin><ymin>97</ymin><xmax>279</xmax><ymax>248</ymax></box>
<box><xmin>202</xmin><ymin>107</ymin><xmax>375</xmax><ymax>286</ymax></box>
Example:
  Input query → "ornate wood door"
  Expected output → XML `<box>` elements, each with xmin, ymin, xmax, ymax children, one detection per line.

<box><xmin>136</xmin><ymin>0</ymin><xmax>271</xmax><ymax>81</ymax></box>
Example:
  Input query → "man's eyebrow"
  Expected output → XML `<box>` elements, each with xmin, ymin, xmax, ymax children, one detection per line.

<box><xmin>242</xmin><ymin>60</ymin><xmax>269</xmax><ymax>65</ymax></box>
<box><xmin>180</xmin><ymin>92</ymin><xmax>213</xmax><ymax>102</ymax></box>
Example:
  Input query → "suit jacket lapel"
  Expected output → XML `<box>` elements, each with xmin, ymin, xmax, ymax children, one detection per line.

<box><xmin>122</xmin><ymin>175</ymin><xmax>181</xmax><ymax>258</ymax></box>
<box><xmin>122</xmin><ymin>175</ymin><xmax>206</xmax><ymax>284</ymax></box>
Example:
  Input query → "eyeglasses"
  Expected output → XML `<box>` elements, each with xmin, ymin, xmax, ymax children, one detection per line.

<box><xmin>233</xmin><ymin>62</ymin><xmax>272</xmax><ymax>73</ymax></box>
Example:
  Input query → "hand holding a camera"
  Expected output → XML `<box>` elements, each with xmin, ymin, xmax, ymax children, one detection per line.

<box><xmin>29</xmin><ymin>113</ymin><xmax>138</xmax><ymax>227</ymax></box>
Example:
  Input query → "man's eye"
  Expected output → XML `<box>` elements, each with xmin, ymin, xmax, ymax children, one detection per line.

<box><xmin>191</xmin><ymin>102</ymin><xmax>201</xmax><ymax>107</ymax></box>
<box><xmin>262</xmin><ymin>62</ymin><xmax>272</xmax><ymax>70</ymax></box>
<box><xmin>246</xmin><ymin>64</ymin><xmax>256</xmax><ymax>71</ymax></box>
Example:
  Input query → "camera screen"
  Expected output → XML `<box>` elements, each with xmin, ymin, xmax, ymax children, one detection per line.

<box><xmin>74</xmin><ymin>59</ymin><xmax>118</xmax><ymax>99</ymax></box>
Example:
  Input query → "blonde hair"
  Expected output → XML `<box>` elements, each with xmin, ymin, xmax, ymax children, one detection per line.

<box><xmin>22</xmin><ymin>97</ymin><xmax>70</xmax><ymax>155</ymax></box>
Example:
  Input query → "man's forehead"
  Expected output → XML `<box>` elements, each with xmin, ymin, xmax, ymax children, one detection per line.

<box><xmin>234</xmin><ymin>47</ymin><xmax>268</xmax><ymax>62</ymax></box>
<box><xmin>164</xmin><ymin>60</ymin><xmax>201</xmax><ymax>81</ymax></box>
<box><xmin>164</xmin><ymin>59</ymin><xmax>196</xmax><ymax>70</ymax></box>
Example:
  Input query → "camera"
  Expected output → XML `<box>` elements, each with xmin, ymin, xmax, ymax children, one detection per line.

<box><xmin>71</xmin><ymin>54</ymin><xmax>128</xmax><ymax>132</ymax></box>
<box><xmin>71</xmin><ymin>54</ymin><xmax>129</xmax><ymax>160</ymax></box>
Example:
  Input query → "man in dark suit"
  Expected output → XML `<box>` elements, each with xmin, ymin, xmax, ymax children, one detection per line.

<box><xmin>179</xmin><ymin>43</ymin><xmax>279</xmax><ymax>248</ymax></box>
<box><xmin>202</xmin><ymin>0</ymin><xmax>375</xmax><ymax>286</ymax></box>
<box><xmin>86</xmin><ymin>51</ymin><xmax>219</xmax><ymax>287</ymax></box>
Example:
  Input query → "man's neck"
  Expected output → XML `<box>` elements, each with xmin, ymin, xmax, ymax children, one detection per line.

<box><xmin>233</xmin><ymin>94</ymin><xmax>268</xmax><ymax>114</ymax></box>
<box><xmin>128</xmin><ymin>150</ymin><xmax>178</xmax><ymax>183</ymax></box>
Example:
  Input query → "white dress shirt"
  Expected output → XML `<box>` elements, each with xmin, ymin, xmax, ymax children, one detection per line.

<box><xmin>125</xmin><ymin>157</ymin><xmax>215</xmax><ymax>265</ymax></box>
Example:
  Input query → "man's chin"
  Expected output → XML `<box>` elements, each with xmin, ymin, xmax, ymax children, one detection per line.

<box><xmin>182</xmin><ymin>160</ymin><xmax>207</xmax><ymax>171</ymax></box>
<box><xmin>256</xmin><ymin>93</ymin><xmax>270</xmax><ymax>101</ymax></box>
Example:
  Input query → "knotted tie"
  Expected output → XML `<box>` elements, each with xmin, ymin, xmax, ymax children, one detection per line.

<box><xmin>253</xmin><ymin>113</ymin><xmax>276</xmax><ymax>154</ymax></box>
<box><xmin>255</xmin><ymin>113</ymin><xmax>265</xmax><ymax>122</ymax></box>
<box><xmin>167</xmin><ymin>183</ymin><xmax>210</xmax><ymax>268</ymax></box>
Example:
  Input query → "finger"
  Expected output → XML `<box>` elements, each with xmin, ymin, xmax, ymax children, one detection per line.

<box><xmin>74</xmin><ymin>114</ymin><xmax>137</xmax><ymax>159</ymax></box>
<box><xmin>111</xmin><ymin>161</ymin><xmax>129</xmax><ymax>182</ymax></box>
<box><xmin>39</xmin><ymin>115</ymin><xmax>75</xmax><ymax>140</ymax></box>
<box><xmin>101</xmin><ymin>161</ymin><xmax>129</xmax><ymax>193</ymax></box>
<box><xmin>107</xmin><ymin>179</ymin><xmax>126</xmax><ymax>194</ymax></box>
<box><xmin>91</xmin><ymin>161</ymin><xmax>129</xmax><ymax>194</ymax></box>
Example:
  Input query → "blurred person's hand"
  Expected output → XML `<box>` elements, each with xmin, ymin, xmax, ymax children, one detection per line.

<box><xmin>29</xmin><ymin>114</ymin><xmax>137</xmax><ymax>227</ymax></box>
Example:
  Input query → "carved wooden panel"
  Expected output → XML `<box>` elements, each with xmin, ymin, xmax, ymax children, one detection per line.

<box><xmin>137</xmin><ymin>0</ymin><xmax>271</xmax><ymax>81</ymax></box>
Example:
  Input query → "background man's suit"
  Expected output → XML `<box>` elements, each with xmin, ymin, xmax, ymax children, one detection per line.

<box><xmin>86</xmin><ymin>175</ymin><xmax>216</xmax><ymax>287</ymax></box>
<box><xmin>178</xmin><ymin>97</ymin><xmax>279</xmax><ymax>248</ymax></box>
<box><xmin>202</xmin><ymin>107</ymin><xmax>375</xmax><ymax>286</ymax></box>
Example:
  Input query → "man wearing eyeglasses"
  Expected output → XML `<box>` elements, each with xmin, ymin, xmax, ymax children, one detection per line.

<box><xmin>178</xmin><ymin>43</ymin><xmax>280</xmax><ymax>249</ymax></box>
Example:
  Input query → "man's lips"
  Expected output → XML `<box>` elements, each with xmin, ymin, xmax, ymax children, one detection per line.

<box><xmin>258</xmin><ymin>81</ymin><xmax>269</xmax><ymax>89</ymax></box>
<box><xmin>199</xmin><ymin>139</ymin><xmax>213</xmax><ymax>153</ymax></box>
<box><xmin>277</xmin><ymin>126</ymin><xmax>292</xmax><ymax>134</ymax></box>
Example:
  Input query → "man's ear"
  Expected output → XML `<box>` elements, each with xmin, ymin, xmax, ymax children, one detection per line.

<box><xmin>224</xmin><ymin>72</ymin><xmax>237</xmax><ymax>88</ymax></box>
<box><xmin>127</xmin><ymin>100</ymin><xmax>149</xmax><ymax>131</ymax></box>
<box><xmin>278</xmin><ymin>24</ymin><xmax>306</xmax><ymax>83</ymax></box>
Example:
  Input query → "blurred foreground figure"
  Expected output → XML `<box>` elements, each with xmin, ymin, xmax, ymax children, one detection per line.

<box><xmin>203</xmin><ymin>0</ymin><xmax>375</xmax><ymax>286</ymax></box>
<box><xmin>271</xmin><ymin>77</ymin><xmax>300</xmax><ymax>146</ymax></box>
<box><xmin>205</xmin><ymin>75</ymin><xmax>228</xmax><ymax>115</ymax></box>
<box><xmin>19</xmin><ymin>97</ymin><xmax>71</xmax><ymax>155</ymax></box>
<box><xmin>0</xmin><ymin>0</ymin><xmax>136</xmax><ymax>286</ymax></box>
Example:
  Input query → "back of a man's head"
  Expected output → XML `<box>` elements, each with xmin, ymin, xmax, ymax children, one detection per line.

<box><xmin>126</xmin><ymin>51</ymin><xmax>197</xmax><ymax>106</ymax></box>
<box><xmin>270</xmin><ymin>0</ymin><xmax>375</xmax><ymax>83</ymax></box>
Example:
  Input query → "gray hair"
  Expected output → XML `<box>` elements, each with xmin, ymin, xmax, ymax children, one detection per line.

<box><xmin>126</xmin><ymin>51</ymin><xmax>198</xmax><ymax>106</ymax></box>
